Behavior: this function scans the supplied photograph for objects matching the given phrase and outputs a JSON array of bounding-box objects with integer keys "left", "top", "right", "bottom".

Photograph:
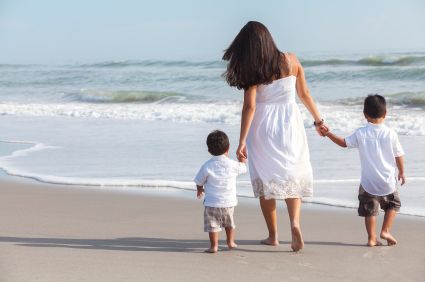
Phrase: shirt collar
[
  {"left": 211, "top": 154, "right": 228, "bottom": 160},
  {"left": 367, "top": 121, "right": 384, "bottom": 128}
]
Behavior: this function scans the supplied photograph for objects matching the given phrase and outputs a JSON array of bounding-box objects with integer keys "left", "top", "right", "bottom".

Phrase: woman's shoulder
[
  {"left": 279, "top": 52, "right": 299, "bottom": 77},
  {"left": 282, "top": 52, "right": 302, "bottom": 77},
  {"left": 284, "top": 52, "right": 300, "bottom": 65}
]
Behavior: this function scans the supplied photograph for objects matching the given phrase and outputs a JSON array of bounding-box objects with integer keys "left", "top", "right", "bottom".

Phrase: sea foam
[{"left": 0, "top": 102, "right": 424, "bottom": 136}]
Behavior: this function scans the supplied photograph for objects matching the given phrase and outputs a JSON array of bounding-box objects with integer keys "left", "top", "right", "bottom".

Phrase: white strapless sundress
[{"left": 246, "top": 75, "right": 313, "bottom": 200}]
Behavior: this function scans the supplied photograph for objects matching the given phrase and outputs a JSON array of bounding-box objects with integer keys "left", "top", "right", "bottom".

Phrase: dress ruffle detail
[{"left": 252, "top": 178, "right": 313, "bottom": 200}]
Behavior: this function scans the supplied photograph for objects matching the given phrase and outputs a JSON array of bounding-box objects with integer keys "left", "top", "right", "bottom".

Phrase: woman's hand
[
  {"left": 236, "top": 142, "right": 248, "bottom": 162},
  {"left": 315, "top": 123, "right": 329, "bottom": 137}
]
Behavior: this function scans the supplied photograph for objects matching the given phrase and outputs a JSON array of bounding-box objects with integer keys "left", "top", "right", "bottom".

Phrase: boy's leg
[
  {"left": 204, "top": 207, "right": 220, "bottom": 253},
  {"left": 206, "top": 232, "right": 219, "bottom": 253},
  {"left": 225, "top": 227, "right": 237, "bottom": 249},
  {"left": 365, "top": 216, "right": 382, "bottom": 247},
  {"left": 379, "top": 191, "right": 400, "bottom": 246},
  {"left": 358, "top": 186, "right": 382, "bottom": 247},
  {"left": 380, "top": 209, "right": 397, "bottom": 246}
]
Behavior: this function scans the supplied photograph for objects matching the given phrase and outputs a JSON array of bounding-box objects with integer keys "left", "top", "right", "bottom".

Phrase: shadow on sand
[{"left": 0, "top": 236, "right": 365, "bottom": 253}]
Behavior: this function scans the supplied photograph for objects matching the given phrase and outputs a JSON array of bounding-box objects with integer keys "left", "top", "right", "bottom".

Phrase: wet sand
[{"left": 0, "top": 179, "right": 424, "bottom": 281}]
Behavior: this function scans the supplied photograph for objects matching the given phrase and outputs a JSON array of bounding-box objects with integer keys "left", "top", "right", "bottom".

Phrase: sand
[{"left": 0, "top": 179, "right": 424, "bottom": 282}]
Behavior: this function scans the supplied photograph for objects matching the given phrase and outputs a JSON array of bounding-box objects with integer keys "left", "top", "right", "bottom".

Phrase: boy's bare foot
[
  {"left": 367, "top": 240, "right": 383, "bottom": 247},
  {"left": 204, "top": 247, "right": 218, "bottom": 253},
  {"left": 261, "top": 237, "right": 279, "bottom": 246},
  {"left": 380, "top": 232, "right": 397, "bottom": 246},
  {"left": 227, "top": 241, "right": 238, "bottom": 249},
  {"left": 291, "top": 226, "right": 304, "bottom": 252}
]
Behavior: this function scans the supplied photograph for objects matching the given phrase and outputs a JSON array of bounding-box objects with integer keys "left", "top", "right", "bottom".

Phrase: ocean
[{"left": 1, "top": 51, "right": 424, "bottom": 216}]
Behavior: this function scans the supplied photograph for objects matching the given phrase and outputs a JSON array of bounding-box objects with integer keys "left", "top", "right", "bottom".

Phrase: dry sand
[{"left": 0, "top": 179, "right": 424, "bottom": 282}]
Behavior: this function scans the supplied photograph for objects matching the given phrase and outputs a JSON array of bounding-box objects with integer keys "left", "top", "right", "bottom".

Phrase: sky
[{"left": 1, "top": 0, "right": 425, "bottom": 63}]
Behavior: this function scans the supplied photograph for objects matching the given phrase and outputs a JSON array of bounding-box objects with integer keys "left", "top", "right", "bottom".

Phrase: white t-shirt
[
  {"left": 194, "top": 155, "right": 247, "bottom": 208},
  {"left": 345, "top": 122, "right": 404, "bottom": 196}
]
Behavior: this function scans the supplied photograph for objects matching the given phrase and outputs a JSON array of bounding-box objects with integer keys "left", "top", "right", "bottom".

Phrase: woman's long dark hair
[{"left": 222, "top": 21, "right": 287, "bottom": 91}]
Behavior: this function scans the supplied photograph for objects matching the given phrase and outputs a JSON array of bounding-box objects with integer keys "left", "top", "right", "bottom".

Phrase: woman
[{"left": 223, "top": 21, "right": 326, "bottom": 251}]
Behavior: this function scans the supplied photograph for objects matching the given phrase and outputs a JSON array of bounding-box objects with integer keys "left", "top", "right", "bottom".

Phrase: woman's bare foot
[
  {"left": 367, "top": 240, "right": 383, "bottom": 247},
  {"left": 204, "top": 247, "right": 218, "bottom": 253},
  {"left": 380, "top": 231, "right": 397, "bottom": 246},
  {"left": 227, "top": 241, "right": 238, "bottom": 249},
  {"left": 261, "top": 237, "right": 279, "bottom": 246},
  {"left": 291, "top": 226, "right": 304, "bottom": 252}
]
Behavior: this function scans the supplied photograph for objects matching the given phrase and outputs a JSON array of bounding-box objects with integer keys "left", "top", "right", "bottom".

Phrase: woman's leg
[
  {"left": 259, "top": 197, "right": 279, "bottom": 245},
  {"left": 285, "top": 198, "right": 304, "bottom": 251}
]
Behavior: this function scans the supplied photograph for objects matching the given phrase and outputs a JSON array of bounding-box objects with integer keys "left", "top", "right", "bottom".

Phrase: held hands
[
  {"left": 314, "top": 119, "right": 329, "bottom": 137},
  {"left": 236, "top": 143, "right": 248, "bottom": 163},
  {"left": 318, "top": 124, "right": 330, "bottom": 137}
]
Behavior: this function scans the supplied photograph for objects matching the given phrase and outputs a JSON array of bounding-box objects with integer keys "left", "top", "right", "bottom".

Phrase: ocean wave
[
  {"left": 65, "top": 89, "right": 186, "bottom": 103},
  {"left": 78, "top": 60, "right": 225, "bottom": 69},
  {"left": 0, "top": 101, "right": 424, "bottom": 136},
  {"left": 307, "top": 68, "right": 425, "bottom": 82},
  {"left": 77, "top": 55, "right": 425, "bottom": 69},
  {"left": 3, "top": 55, "right": 425, "bottom": 70},
  {"left": 302, "top": 55, "right": 425, "bottom": 67},
  {"left": 337, "top": 91, "right": 425, "bottom": 108}
]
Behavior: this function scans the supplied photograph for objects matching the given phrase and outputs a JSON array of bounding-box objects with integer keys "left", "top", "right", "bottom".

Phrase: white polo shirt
[
  {"left": 345, "top": 122, "right": 404, "bottom": 196},
  {"left": 194, "top": 155, "right": 247, "bottom": 208}
]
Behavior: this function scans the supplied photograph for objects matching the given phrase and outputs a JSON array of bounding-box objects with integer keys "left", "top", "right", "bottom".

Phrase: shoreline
[
  {"left": 1, "top": 159, "right": 425, "bottom": 219},
  {"left": 1, "top": 167, "right": 424, "bottom": 218},
  {"left": 1, "top": 178, "right": 425, "bottom": 281},
  {"left": 0, "top": 135, "right": 425, "bottom": 217}
]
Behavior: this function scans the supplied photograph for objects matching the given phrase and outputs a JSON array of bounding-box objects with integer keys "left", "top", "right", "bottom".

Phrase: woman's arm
[
  {"left": 236, "top": 86, "right": 257, "bottom": 161},
  {"left": 292, "top": 53, "right": 326, "bottom": 135}
]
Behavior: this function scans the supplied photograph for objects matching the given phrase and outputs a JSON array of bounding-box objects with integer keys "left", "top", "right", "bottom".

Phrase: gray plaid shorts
[{"left": 204, "top": 206, "right": 235, "bottom": 232}]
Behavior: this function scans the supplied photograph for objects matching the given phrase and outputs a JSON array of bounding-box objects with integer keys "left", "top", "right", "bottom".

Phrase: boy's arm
[
  {"left": 324, "top": 131, "right": 347, "bottom": 148},
  {"left": 194, "top": 165, "right": 207, "bottom": 199},
  {"left": 238, "top": 161, "right": 248, "bottom": 174},
  {"left": 196, "top": 185, "right": 205, "bottom": 198},
  {"left": 395, "top": 156, "right": 406, "bottom": 185}
]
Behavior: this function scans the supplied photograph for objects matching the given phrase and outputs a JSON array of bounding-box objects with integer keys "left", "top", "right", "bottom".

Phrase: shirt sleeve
[
  {"left": 229, "top": 160, "right": 247, "bottom": 175},
  {"left": 391, "top": 131, "right": 405, "bottom": 157},
  {"left": 237, "top": 162, "right": 247, "bottom": 175},
  {"left": 344, "top": 131, "right": 359, "bottom": 149},
  {"left": 194, "top": 165, "right": 208, "bottom": 186}
]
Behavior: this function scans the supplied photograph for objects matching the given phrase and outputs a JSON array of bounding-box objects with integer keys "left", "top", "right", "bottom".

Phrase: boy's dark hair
[
  {"left": 206, "top": 130, "right": 230, "bottom": 156},
  {"left": 363, "top": 94, "right": 386, "bottom": 119}
]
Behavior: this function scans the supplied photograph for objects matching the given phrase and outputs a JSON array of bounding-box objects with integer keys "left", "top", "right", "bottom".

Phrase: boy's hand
[
  {"left": 398, "top": 174, "right": 406, "bottom": 186},
  {"left": 197, "top": 187, "right": 205, "bottom": 199}
]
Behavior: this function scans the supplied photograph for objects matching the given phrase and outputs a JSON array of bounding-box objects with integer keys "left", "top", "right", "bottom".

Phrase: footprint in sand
[
  {"left": 362, "top": 251, "right": 374, "bottom": 258},
  {"left": 298, "top": 262, "right": 314, "bottom": 268}
]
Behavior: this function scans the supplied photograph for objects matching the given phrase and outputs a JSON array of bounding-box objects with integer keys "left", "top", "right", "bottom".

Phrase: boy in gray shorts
[
  {"left": 194, "top": 130, "right": 247, "bottom": 253},
  {"left": 321, "top": 95, "right": 405, "bottom": 246}
]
